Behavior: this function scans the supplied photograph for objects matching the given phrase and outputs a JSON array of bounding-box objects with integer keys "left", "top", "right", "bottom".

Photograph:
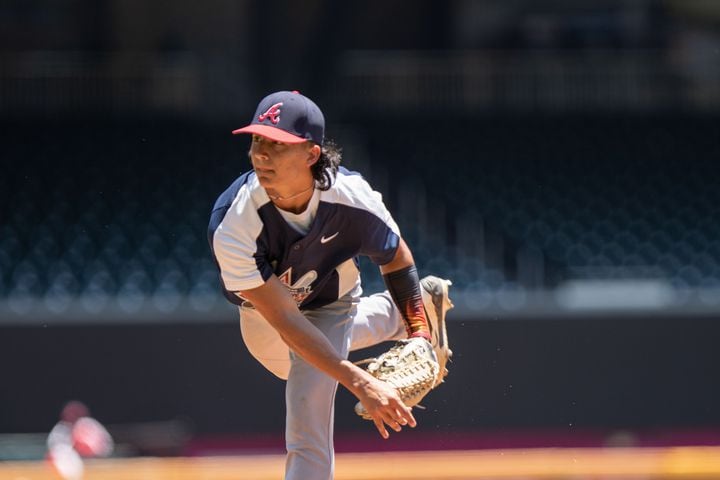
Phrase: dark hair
[{"left": 312, "top": 139, "right": 342, "bottom": 190}]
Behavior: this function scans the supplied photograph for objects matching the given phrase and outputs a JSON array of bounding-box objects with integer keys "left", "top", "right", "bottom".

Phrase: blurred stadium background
[{"left": 2, "top": 0, "right": 720, "bottom": 478}]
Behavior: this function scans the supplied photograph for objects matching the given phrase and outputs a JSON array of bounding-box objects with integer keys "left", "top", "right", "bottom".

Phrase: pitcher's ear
[{"left": 307, "top": 143, "right": 321, "bottom": 167}]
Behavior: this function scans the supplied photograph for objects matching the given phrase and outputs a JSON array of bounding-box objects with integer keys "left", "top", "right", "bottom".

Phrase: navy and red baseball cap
[{"left": 233, "top": 90, "right": 325, "bottom": 145}]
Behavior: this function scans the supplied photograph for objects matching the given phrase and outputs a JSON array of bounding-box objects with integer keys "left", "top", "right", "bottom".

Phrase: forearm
[
  {"left": 239, "top": 274, "right": 416, "bottom": 438},
  {"left": 273, "top": 309, "right": 368, "bottom": 388},
  {"left": 241, "top": 276, "right": 370, "bottom": 393},
  {"left": 379, "top": 238, "right": 430, "bottom": 339}
]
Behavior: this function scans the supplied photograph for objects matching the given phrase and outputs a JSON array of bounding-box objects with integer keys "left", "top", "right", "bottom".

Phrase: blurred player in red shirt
[{"left": 46, "top": 401, "right": 114, "bottom": 480}]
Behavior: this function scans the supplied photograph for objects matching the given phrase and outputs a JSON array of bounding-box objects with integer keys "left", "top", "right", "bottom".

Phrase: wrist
[
  {"left": 410, "top": 330, "right": 431, "bottom": 341},
  {"left": 340, "top": 359, "right": 371, "bottom": 394}
]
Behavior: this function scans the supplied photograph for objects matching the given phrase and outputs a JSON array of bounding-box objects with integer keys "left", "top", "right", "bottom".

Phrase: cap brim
[{"left": 232, "top": 125, "right": 308, "bottom": 144}]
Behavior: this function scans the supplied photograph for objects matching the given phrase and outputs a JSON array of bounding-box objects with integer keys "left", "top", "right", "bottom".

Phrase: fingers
[
  {"left": 380, "top": 411, "right": 403, "bottom": 433},
  {"left": 357, "top": 378, "right": 418, "bottom": 438},
  {"left": 397, "top": 402, "right": 417, "bottom": 428},
  {"left": 372, "top": 405, "right": 417, "bottom": 439},
  {"left": 386, "top": 398, "right": 415, "bottom": 428},
  {"left": 373, "top": 417, "right": 389, "bottom": 439}
]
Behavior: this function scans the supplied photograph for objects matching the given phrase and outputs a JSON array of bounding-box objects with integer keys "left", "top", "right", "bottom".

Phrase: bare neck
[{"left": 269, "top": 187, "right": 315, "bottom": 214}]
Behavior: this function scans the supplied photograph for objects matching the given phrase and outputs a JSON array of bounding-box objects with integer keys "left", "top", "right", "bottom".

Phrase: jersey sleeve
[
  {"left": 211, "top": 187, "right": 267, "bottom": 293},
  {"left": 337, "top": 172, "right": 401, "bottom": 265}
]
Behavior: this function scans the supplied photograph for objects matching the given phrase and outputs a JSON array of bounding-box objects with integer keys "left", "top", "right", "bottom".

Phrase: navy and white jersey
[{"left": 208, "top": 167, "right": 401, "bottom": 310}]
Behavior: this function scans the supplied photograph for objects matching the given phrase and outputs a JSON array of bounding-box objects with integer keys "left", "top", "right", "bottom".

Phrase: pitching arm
[{"left": 238, "top": 275, "right": 416, "bottom": 438}]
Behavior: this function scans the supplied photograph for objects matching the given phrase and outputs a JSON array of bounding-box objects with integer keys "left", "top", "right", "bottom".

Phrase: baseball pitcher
[{"left": 208, "top": 90, "right": 453, "bottom": 480}]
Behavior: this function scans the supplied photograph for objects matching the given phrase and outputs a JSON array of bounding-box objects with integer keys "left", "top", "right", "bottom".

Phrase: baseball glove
[{"left": 354, "top": 337, "right": 440, "bottom": 420}]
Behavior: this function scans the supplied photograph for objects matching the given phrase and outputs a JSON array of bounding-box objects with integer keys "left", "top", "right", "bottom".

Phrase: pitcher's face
[{"left": 249, "top": 134, "right": 319, "bottom": 190}]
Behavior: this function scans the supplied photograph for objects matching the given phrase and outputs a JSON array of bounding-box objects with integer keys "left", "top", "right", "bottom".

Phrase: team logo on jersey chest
[{"left": 278, "top": 267, "right": 317, "bottom": 305}]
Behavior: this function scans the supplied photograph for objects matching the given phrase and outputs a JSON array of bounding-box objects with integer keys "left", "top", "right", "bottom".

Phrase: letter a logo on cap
[{"left": 258, "top": 102, "right": 283, "bottom": 125}]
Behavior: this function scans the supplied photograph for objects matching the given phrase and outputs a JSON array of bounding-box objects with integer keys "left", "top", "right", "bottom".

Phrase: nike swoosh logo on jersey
[{"left": 320, "top": 232, "right": 339, "bottom": 244}]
